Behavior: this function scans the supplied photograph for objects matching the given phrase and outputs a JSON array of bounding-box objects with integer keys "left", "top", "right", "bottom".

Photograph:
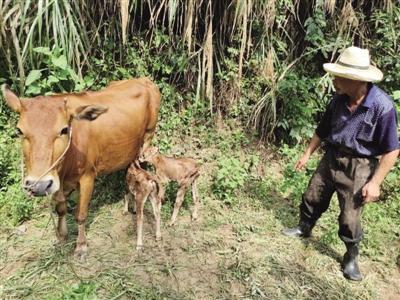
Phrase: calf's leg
[
  {"left": 135, "top": 190, "right": 150, "bottom": 251},
  {"left": 149, "top": 186, "right": 162, "bottom": 241},
  {"left": 191, "top": 178, "right": 200, "bottom": 221},
  {"left": 123, "top": 187, "right": 134, "bottom": 214},
  {"left": 169, "top": 184, "right": 189, "bottom": 226}
]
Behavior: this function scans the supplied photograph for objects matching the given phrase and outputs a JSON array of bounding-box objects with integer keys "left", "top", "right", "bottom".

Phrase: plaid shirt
[{"left": 316, "top": 84, "right": 400, "bottom": 157}]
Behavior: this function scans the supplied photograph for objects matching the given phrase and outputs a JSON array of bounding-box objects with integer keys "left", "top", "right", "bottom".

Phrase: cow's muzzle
[{"left": 24, "top": 178, "right": 54, "bottom": 196}]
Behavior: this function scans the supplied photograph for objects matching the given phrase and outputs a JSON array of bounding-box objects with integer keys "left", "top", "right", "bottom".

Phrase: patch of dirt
[{"left": 0, "top": 215, "right": 54, "bottom": 280}]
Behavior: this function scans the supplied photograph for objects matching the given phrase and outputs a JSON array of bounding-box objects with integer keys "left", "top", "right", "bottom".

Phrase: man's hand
[
  {"left": 361, "top": 181, "right": 380, "bottom": 203},
  {"left": 294, "top": 134, "right": 321, "bottom": 172},
  {"left": 294, "top": 153, "right": 310, "bottom": 172}
]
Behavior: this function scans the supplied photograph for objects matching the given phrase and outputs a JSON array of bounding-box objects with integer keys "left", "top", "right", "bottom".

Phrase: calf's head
[
  {"left": 139, "top": 146, "right": 159, "bottom": 163},
  {"left": 2, "top": 85, "right": 107, "bottom": 196}
]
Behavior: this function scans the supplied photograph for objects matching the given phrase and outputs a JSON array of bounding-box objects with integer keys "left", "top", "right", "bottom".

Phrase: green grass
[{"left": 1, "top": 118, "right": 400, "bottom": 299}]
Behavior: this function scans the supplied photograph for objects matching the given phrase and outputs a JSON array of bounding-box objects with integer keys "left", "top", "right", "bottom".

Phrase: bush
[
  {"left": 0, "top": 123, "right": 36, "bottom": 226},
  {"left": 24, "top": 47, "right": 86, "bottom": 96},
  {"left": 276, "top": 72, "right": 325, "bottom": 144},
  {"left": 212, "top": 156, "right": 249, "bottom": 205}
]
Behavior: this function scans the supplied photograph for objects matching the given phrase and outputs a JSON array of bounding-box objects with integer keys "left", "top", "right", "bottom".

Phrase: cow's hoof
[
  {"left": 56, "top": 233, "right": 68, "bottom": 243},
  {"left": 54, "top": 237, "right": 68, "bottom": 247}
]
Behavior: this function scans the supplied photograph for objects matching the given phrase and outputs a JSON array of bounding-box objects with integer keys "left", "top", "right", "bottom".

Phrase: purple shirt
[{"left": 316, "top": 84, "right": 400, "bottom": 157}]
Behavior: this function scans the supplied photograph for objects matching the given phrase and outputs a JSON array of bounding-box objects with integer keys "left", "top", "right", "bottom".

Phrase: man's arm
[
  {"left": 295, "top": 133, "right": 321, "bottom": 171},
  {"left": 295, "top": 97, "right": 334, "bottom": 172},
  {"left": 362, "top": 149, "right": 399, "bottom": 203}
]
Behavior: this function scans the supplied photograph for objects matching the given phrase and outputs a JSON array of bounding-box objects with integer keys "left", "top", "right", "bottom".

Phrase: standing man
[{"left": 282, "top": 46, "right": 399, "bottom": 281}]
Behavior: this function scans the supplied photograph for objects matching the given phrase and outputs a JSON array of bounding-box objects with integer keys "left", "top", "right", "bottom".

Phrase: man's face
[{"left": 332, "top": 76, "right": 354, "bottom": 95}]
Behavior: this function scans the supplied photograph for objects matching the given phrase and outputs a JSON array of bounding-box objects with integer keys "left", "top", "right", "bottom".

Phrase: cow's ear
[
  {"left": 1, "top": 84, "right": 21, "bottom": 113},
  {"left": 74, "top": 105, "right": 108, "bottom": 121}
]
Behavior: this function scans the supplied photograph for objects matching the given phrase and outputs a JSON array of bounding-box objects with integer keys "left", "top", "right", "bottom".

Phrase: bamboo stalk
[
  {"left": 203, "top": 0, "right": 213, "bottom": 112},
  {"left": 120, "top": 0, "right": 129, "bottom": 45},
  {"left": 238, "top": 0, "right": 249, "bottom": 81},
  {"left": 11, "top": 14, "right": 24, "bottom": 94},
  {"left": 183, "top": 0, "right": 194, "bottom": 52}
]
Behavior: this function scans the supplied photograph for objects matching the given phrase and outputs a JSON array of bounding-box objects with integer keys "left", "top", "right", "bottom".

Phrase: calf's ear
[
  {"left": 74, "top": 105, "right": 108, "bottom": 121},
  {"left": 1, "top": 84, "right": 21, "bottom": 113}
]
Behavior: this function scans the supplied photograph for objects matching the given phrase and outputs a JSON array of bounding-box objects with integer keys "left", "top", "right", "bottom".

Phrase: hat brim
[{"left": 323, "top": 63, "right": 383, "bottom": 82}]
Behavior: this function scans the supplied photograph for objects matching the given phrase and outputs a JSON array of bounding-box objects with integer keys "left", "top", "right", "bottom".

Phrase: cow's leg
[
  {"left": 191, "top": 178, "right": 200, "bottom": 221},
  {"left": 149, "top": 186, "right": 162, "bottom": 241},
  {"left": 169, "top": 184, "right": 189, "bottom": 226},
  {"left": 74, "top": 173, "right": 94, "bottom": 262},
  {"left": 135, "top": 190, "right": 149, "bottom": 251},
  {"left": 54, "top": 190, "right": 68, "bottom": 243}
]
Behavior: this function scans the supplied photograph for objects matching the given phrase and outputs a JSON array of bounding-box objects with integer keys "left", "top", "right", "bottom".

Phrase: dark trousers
[{"left": 300, "top": 148, "right": 378, "bottom": 243}]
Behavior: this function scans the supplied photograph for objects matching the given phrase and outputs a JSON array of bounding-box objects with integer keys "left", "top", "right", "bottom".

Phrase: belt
[{"left": 327, "top": 144, "right": 374, "bottom": 159}]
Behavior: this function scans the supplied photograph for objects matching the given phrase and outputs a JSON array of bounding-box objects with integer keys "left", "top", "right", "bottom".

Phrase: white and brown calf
[
  {"left": 140, "top": 147, "right": 200, "bottom": 226},
  {"left": 125, "top": 161, "right": 162, "bottom": 250}
]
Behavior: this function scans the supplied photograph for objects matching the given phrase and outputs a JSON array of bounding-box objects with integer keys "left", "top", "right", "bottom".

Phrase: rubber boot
[
  {"left": 342, "top": 242, "right": 362, "bottom": 281},
  {"left": 282, "top": 220, "right": 313, "bottom": 238}
]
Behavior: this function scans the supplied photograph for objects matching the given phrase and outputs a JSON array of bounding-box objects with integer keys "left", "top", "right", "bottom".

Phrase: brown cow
[{"left": 2, "top": 78, "right": 160, "bottom": 261}]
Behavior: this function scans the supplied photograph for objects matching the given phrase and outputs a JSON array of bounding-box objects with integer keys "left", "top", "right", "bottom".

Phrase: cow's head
[{"left": 2, "top": 85, "right": 108, "bottom": 196}]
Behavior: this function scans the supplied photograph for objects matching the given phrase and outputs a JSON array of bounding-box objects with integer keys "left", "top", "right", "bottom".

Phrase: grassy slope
[{"left": 1, "top": 121, "right": 400, "bottom": 300}]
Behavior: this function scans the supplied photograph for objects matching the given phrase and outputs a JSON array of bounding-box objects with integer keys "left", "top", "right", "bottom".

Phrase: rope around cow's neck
[{"left": 22, "top": 126, "right": 73, "bottom": 191}]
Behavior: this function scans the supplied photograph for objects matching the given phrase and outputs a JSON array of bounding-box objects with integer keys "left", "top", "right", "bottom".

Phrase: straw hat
[{"left": 323, "top": 46, "right": 383, "bottom": 82}]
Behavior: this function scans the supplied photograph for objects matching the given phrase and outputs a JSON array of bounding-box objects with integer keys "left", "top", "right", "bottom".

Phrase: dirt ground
[{"left": 1, "top": 147, "right": 400, "bottom": 299}]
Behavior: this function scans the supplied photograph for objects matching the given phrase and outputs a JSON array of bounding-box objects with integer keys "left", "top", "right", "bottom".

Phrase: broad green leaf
[
  {"left": 84, "top": 75, "right": 94, "bottom": 88},
  {"left": 393, "top": 90, "right": 400, "bottom": 100},
  {"left": 33, "top": 47, "right": 51, "bottom": 55},
  {"left": 25, "top": 70, "right": 42, "bottom": 86},
  {"left": 25, "top": 85, "right": 41, "bottom": 95},
  {"left": 47, "top": 75, "right": 60, "bottom": 85},
  {"left": 67, "top": 68, "right": 80, "bottom": 82},
  {"left": 74, "top": 81, "right": 85, "bottom": 92},
  {"left": 51, "top": 55, "right": 68, "bottom": 70}
]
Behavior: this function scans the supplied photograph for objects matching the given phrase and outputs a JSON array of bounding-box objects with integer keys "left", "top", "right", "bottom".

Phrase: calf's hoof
[
  {"left": 136, "top": 244, "right": 144, "bottom": 251},
  {"left": 74, "top": 245, "right": 88, "bottom": 263}
]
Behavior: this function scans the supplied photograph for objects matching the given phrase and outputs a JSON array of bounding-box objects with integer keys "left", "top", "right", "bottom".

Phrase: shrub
[{"left": 212, "top": 156, "right": 249, "bottom": 205}]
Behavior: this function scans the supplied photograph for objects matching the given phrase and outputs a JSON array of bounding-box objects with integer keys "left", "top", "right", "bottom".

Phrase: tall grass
[{"left": 0, "top": 0, "right": 398, "bottom": 139}]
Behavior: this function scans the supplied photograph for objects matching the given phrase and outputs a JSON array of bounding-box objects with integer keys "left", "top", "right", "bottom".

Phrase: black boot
[
  {"left": 282, "top": 220, "right": 313, "bottom": 238},
  {"left": 342, "top": 242, "right": 362, "bottom": 281}
]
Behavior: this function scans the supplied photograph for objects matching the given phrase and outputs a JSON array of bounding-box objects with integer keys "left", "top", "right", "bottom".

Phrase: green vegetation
[{"left": 1, "top": 0, "right": 400, "bottom": 299}]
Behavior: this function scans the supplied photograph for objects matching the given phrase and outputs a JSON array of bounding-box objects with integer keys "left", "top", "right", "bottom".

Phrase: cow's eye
[{"left": 60, "top": 127, "right": 69, "bottom": 136}]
